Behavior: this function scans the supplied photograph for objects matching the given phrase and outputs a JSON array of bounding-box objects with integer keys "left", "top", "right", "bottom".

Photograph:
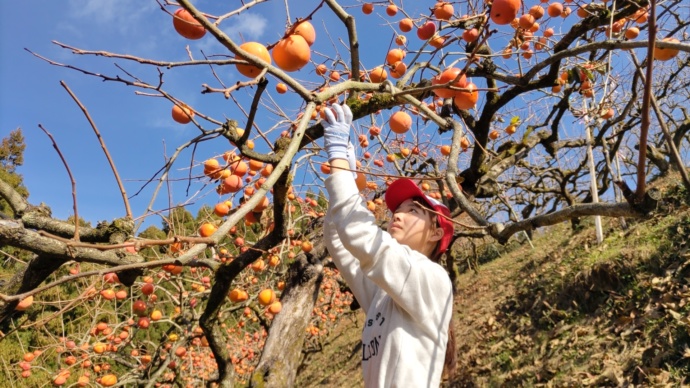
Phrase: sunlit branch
[{"left": 60, "top": 81, "right": 133, "bottom": 220}]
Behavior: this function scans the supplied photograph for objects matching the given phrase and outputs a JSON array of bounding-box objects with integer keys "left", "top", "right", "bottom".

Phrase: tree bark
[{"left": 250, "top": 219, "right": 327, "bottom": 387}]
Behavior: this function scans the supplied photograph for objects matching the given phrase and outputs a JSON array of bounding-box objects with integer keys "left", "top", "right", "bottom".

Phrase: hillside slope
[{"left": 296, "top": 175, "right": 690, "bottom": 387}]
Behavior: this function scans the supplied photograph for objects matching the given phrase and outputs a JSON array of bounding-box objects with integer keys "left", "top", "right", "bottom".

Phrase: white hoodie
[{"left": 324, "top": 171, "right": 453, "bottom": 388}]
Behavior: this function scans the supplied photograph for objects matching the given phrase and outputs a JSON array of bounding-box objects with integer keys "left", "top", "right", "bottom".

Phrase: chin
[{"left": 389, "top": 229, "right": 403, "bottom": 242}]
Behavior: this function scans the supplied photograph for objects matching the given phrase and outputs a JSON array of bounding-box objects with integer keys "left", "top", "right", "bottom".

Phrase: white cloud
[
  {"left": 222, "top": 12, "right": 268, "bottom": 42},
  {"left": 194, "top": 11, "right": 269, "bottom": 58},
  {"left": 67, "top": 0, "right": 158, "bottom": 35}
]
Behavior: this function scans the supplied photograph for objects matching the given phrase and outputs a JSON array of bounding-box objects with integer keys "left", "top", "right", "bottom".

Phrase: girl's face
[{"left": 388, "top": 198, "right": 443, "bottom": 256}]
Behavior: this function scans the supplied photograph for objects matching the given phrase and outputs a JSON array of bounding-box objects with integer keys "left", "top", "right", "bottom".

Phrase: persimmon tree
[{"left": 1, "top": 0, "right": 689, "bottom": 387}]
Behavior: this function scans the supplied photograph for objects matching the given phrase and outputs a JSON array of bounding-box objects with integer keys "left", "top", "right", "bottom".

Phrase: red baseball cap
[{"left": 384, "top": 178, "right": 454, "bottom": 255}]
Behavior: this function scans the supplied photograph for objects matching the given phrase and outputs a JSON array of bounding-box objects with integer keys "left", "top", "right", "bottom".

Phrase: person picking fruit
[{"left": 322, "top": 103, "right": 457, "bottom": 386}]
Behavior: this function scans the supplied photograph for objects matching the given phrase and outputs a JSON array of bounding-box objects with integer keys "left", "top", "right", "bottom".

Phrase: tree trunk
[{"left": 249, "top": 220, "right": 327, "bottom": 387}]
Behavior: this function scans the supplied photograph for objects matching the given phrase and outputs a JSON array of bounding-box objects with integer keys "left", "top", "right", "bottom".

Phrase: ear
[{"left": 429, "top": 226, "right": 444, "bottom": 243}]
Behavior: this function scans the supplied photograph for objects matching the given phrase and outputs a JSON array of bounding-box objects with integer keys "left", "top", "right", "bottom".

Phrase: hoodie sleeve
[
  {"left": 323, "top": 213, "right": 377, "bottom": 313},
  {"left": 324, "top": 171, "right": 452, "bottom": 325}
]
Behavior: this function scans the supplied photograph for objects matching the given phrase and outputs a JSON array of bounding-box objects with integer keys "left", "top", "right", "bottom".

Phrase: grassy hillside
[{"left": 296, "top": 174, "right": 690, "bottom": 387}]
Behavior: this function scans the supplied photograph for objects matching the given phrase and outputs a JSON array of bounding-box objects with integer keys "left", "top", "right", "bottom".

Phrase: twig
[
  {"left": 0, "top": 256, "right": 215, "bottom": 304},
  {"left": 201, "top": 67, "right": 268, "bottom": 98},
  {"left": 60, "top": 81, "right": 132, "bottom": 219},
  {"left": 628, "top": 51, "right": 690, "bottom": 195},
  {"left": 177, "top": 0, "right": 313, "bottom": 100},
  {"left": 37, "top": 124, "right": 80, "bottom": 241},
  {"left": 635, "top": 0, "right": 657, "bottom": 201},
  {"left": 324, "top": 0, "right": 360, "bottom": 101}
]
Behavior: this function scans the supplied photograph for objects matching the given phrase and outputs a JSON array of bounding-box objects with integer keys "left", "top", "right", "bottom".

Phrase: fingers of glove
[
  {"left": 332, "top": 104, "right": 346, "bottom": 124},
  {"left": 342, "top": 104, "right": 353, "bottom": 124},
  {"left": 323, "top": 106, "right": 337, "bottom": 125}
]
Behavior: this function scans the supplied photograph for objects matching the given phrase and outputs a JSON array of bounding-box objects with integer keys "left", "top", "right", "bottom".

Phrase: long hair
[
  {"left": 432, "top": 249, "right": 457, "bottom": 381},
  {"left": 444, "top": 321, "right": 457, "bottom": 380},
  {"left": 412, "top": 197, "right": 457, "bottom": 381}
]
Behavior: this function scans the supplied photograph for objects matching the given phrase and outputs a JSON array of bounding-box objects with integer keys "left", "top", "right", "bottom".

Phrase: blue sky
[
  {"left": 1, "top": 1, "right": 420, "bottom": 232},
  {"left": 1, "top": 1, "right": 616, "bottom": 232}
]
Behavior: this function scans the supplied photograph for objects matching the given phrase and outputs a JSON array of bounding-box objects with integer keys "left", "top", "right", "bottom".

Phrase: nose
[{"left": 393, "top": 212, "right": 402, "bottom": 222}]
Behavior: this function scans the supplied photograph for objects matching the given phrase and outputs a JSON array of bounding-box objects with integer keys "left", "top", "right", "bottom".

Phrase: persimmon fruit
[
  {"left": 386, "top": 48, "right": 405, "bottom": 65},
  {"left": 268, "top": 301, "right": 282, "bottom": 314},
  {"left": 369, "top": 67, "right": 388, "bottom": 83},
  {"left": 199, "top": 223, "right": 217, "bottom": 237},
  {"left": 547, "top": 2, "right": 563, "bottom": 17},
  {"left": 100, "top": 289, "right": 116, "bottom": 300},
  {"left": 173, "top": 8, "right": 206, "bottom": 40},
  {"left": 229, "top": 289, "right": 249, "bottom": 303},
  {"left": 433, "top": 2, "right": 454, "bottom": 20},
  {"left": 162, "top": 264, "right": 183, "bottom": 275},
  {"left": 519, "top": 14, "right": 536, "bottom": 30},
  {"left": 258, "top": 289, "right": 276, "bottom": 306},
  {"left": 235, "top": 42, "right": 271, "bottom": 78},
  {"left": 453, "top": 82, "right": 478, "bottom": 110},
  {"left": 293, "top": 20, "right": 316, "bottom": 46},
  {"left": 133, "top": 300, "right": 147, "bottom": 315},
  {"left": 432, "top": 67, "right": 467, "bottom": 98},
  {"left": 218, "top": 175, "right": 243, "bottom": 194},
  {"left": 315, "top": 64, "right": 328, "bottom": 76},
  {"left": 386, "top": 4, "right": 398, "bottom": 16},
  {"left": 16, "top": 295, "right": 33, "bottom": 311},
  {"left": 272, "top": 35, "right": 311, "bottom": 72},
  {"left": 462, "top": 28, "right": 479, "bottom": 42},
  {"left": 172, "top": 104, "right": 194, "bottom": 124},
  {"left": 417, "top": 21, "right": 437, "bottom": 40},
  {"left": 601, "top": 108, "right": 614, "bottom": 120},
  {"left": 654, "top": 37, "right": 680, "bottom": 61},
  {"left": 529, "top": 5, "right": 545, "bottom": 19},
  {"left": 301, "top": 241, "right": 313, "bottom": 253},
  {"left": 491, "top": 0, "right": 521, "bottom": 25},
  {"left": 214, "top": 201, "right": 231, "bottom": 217},
  {"left": 399, "top": 18, "right": 414, "bottom": 33},
  {"left": 429, "top": 35, "right": 446, "bottom": 48},
  {"left": 100, "top": 374, "right": 117, "bottom": 387},
  {"left": 389, "top": 111, "right": 412, "bottom": 134},
  {"left": 391, "top": 61, "right": 407, "bottom": 78},
  {"left": 150, "top": 310, "right": 163, "bottom": 321},
  {"left": 625, "top": 27, "right": 639, "bottom": 40},
  {"left": 356, "top": 172, "right": 367, "bottom": 192},
  {"left": 141, "top": 283, "right": 155, "bottom": 295},
  {"left": 230, "top": 159, "right": 248, "bottom": 176}
]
